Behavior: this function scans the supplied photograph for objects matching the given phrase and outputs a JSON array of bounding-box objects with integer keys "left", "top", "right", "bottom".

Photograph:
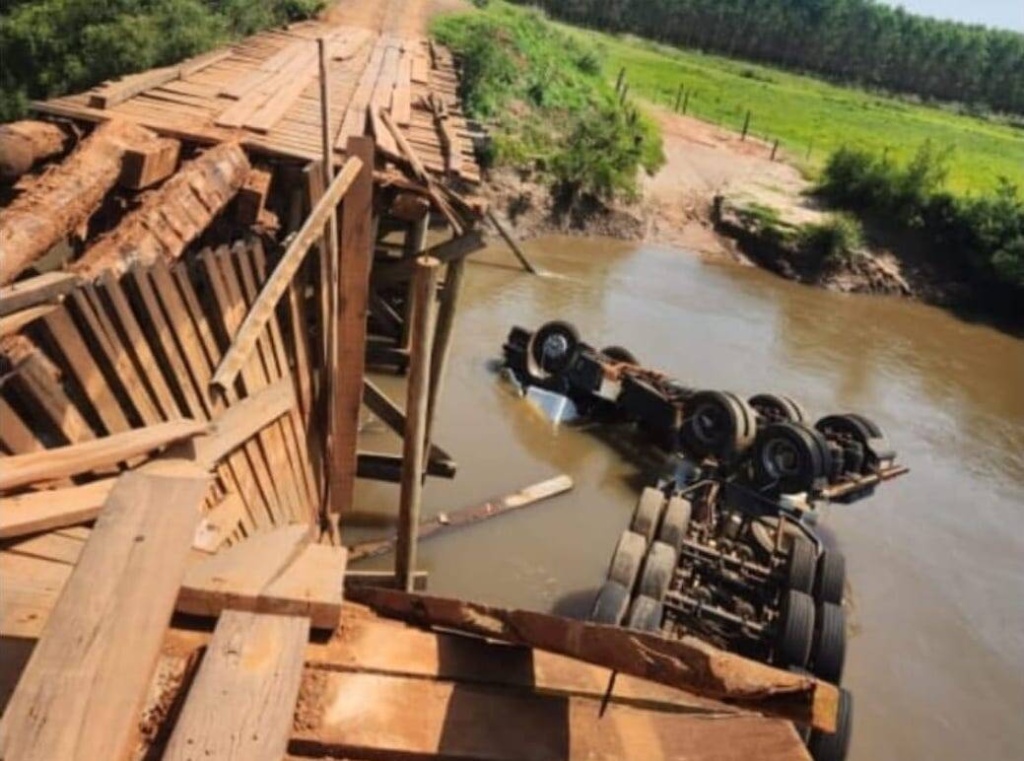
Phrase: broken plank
[
  {"left": 0, "top": 304, "right": 55, "bottom": 338},
  {"left": 0, "top": 460, "right": 211, "bottom": 761},
  {"left": 0, "top": 272, "right": 80, "bottom": 317},
  {"left": 163, "top": 611, "right": 309, "bottom": 761},
  {"left": 210, "top": 155, "right": 363, "bottom": 392},
  {"left": 193, "top": 377, "right": 296, "bottom": 469},
  {"left": 0, "top": 418, "right": 207, "bottom": 491},
  {"left": 0, "top": 477, "right": 116, "bottom": 539},
  {"left": 346, "top": 587, "right": 840, "bottom": 732}
]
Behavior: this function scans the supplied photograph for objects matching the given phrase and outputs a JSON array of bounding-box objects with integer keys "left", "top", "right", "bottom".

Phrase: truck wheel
[
  {"left": 631, "top": 487, "right": 666, "bottom": 544},
  {"left": 526, "top": 320, "right": 580, "bottom": 381},
  {"left": 815, "top": 414, "right": 894, "bottom": 474},
  {"left": 749, "top": 393, "right": 807, "bottom": 424},
  {"left": 626, "top": 595, "right": 664, "bottom": 632},
  {"left": 601, "top": 345, "right": 638, "bottom": 365},
  {"left": 638, "top": 541, "right": 678, "bottom": 602},
  {"left": 816, "top": 549, "right": 846, "bottom": 605},
  {"left": 658, "top": 495, "right": 692, "bottom": 553},
  {"left": 808, "top": 688, "right": 853, "bottom": 761},
  {"left": 775, "top": 590, "right": 815, "bottom": 668},
  {"left": 811, "top": 602, "right": 846, "bottom": 684},
  {"left": 591, "top": 580, "right": 630, "bottom": 625},
  {"left": 752, "top": 422, "right": 831, "bottom": 493},
  {"left": 787, "top": 537, "right": 818, "bottom": 595},
  {"left": 679, "top": 390, "right": 756, "bottom": 460},
  {"left": 607, "top": 530, "right": 647, "bottom": 590}
]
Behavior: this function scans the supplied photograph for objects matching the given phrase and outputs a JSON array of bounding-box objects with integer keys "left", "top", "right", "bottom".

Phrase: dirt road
[{"left": 323, "top": 0, "right": 467, "bottom": 36}]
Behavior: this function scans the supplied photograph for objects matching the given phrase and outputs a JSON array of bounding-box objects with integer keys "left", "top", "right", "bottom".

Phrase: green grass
[{"left": 556, "top": 26, "right": 1024, "bottom": 195}]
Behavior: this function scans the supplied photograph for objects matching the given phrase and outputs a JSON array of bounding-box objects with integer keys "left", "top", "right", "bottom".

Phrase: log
[
  {"left": 71, "top": 142, "right": 251, "bottom": 280},
  {"left": 348, "top": 474, "right": 573, "bottom": 561},
  {"left": 0, "top": 120, "right": 160, "bottom": 285},
  {"left": 0, "top": 120, "right": 70, "bottom": 181},
  {"left": 163, "top": 611, "right": 309, "bottom": 761},
  {"left": 346, "top": 587, "right": 841, "bottom": 732},
  {"left": 0, "top": 460, "right": 211, "bottom": 761},
  {"left": 0, "top": 418, "right": 208, "bottom": 491}
]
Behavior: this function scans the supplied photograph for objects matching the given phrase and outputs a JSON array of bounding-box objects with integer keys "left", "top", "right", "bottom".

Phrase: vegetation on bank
[
  {"left": 815, "top": 145, "right": 1024, "bottom": 298},
  {"left": 514, "top": 0, "right": 1024, "bottom": 117},
  {"left": 556, "top": 24, "right": 1024, "bottom": 194},
  {"left": 431, "top": 3, "right": 664, "bottom": 203},
  {"left": 0, "top": 0, "right": 326, "bottom": 121}
]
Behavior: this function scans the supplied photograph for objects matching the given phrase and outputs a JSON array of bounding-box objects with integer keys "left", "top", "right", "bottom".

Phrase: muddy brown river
[{"left": 352, "top": 236, "right": 1024, "bottom": 761}]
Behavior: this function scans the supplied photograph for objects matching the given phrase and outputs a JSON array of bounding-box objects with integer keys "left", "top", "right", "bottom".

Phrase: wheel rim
[
  {"left": 761, "top": 437, "right": 803, "bottom": 481},
  {"left": 690, "top": 402, "right": 730, "bottom": 447}
]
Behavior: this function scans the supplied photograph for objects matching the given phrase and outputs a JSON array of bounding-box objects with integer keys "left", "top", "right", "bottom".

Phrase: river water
[{"left": 352, "top": 236, "right": 1024, "bottom": 761}]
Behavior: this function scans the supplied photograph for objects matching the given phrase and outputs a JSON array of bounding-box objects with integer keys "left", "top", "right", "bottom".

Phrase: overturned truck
[{"left": 503, "top": 320, "right": 909, "bottom": 761}]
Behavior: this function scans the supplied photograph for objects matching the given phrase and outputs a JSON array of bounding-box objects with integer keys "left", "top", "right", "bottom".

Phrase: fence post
[
  {"left": 674, "top": 83, "right": 684, "bottom": 112},
  {"left": 615, "top": 66, "right": 626, "bottom": 94},
  {"left": 741, "top": 110, "right": 751, "bottom": 140},
  {"left": 682, "top": 90, "right": 690, "bottom": 114},
  {"left": 770, "top": 138, "right": 779, "bottom": 161}
]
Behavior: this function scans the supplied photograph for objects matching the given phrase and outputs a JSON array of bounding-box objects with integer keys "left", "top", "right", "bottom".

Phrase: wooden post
[
  {"left": 674, "top": 83, "right": 684, "bottom": 112},
  {"left": 771, "top": 138, "right": 779, "bottom": 161},
  {"left": 395, "top": 257, "right": 440, "bottom": 592},
  {"left": 614, "top": 66, "right": 626, "bottom": 94},
  {"left": 327, "top": 136, "right": 375, "bottom": 528},
  {"left": 424, "top": 257, "right": 465, "bottom": 457},
  {"left": 487, "top": 210, "right": 539, "bottom": 275},
  {"left": 399, "top": 215, "right": 429, "bottom": 355},
  {"left": 741, "top": 110, "right": 751, "bottom": 141},
  {"left": 682, "top": 89, "right": 690, "bottom": 114}
]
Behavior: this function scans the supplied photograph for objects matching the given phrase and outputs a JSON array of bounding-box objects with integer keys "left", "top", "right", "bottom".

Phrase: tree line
[
  {"left": 0, "top": 0, "right": 325, "bottom": 121},
  {"left": 512, "top": 0, "right": 1024, "bottom": 116}
]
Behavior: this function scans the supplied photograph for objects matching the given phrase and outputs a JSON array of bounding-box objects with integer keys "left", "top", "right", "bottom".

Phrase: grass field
[{"left": 554, "top": 23, "right": 1024, "bottom": 195}]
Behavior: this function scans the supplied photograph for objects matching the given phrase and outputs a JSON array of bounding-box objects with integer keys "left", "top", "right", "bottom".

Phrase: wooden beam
[
  {"left": 425, "top": 256, "right": 466, "bottom": 456},
  {"left": 235, "top": 167, "right": 273, "bottom": 225},
  {"left": 0, "top": 460, "right": 211, "bottom": 761},
  {"left": 395, "top": 256, "right": 439, "bottom": 591},
  {"left": 0, "top": 478, "right": 116, "bottom": 539},
  {"left": 260, "top": 543, "right": 347, "bottom": 629},
  {"left": 210, "top": 155, "right": 363, "bottom": 393},
  {"left": 0, "top": 419, "right": 208, "bottom": 491},
  {"left": 355, "top": 451, "right": 456, "bottom": 483},
  {"left": 348, "top": 474, "right": 572, "bottom": 562},
  {"left": 347, "top": 588, "right": 840, "bottom": 732},
  {"left": 328, "top": 136, "right": 374, "bottom": 518},
  {"left": 0, "top": 272, "right": 79, "bottom": 317},
  {"left": 119, "top": 136, "right": 180, "bottom": 189},
  {"left": 163, "top": 611, "right": 309, "bottom": 761},
  {"left": 87, "top": 66, "right": 179, "bottom": 109},
  {"left": 372, "top": 230, "right": 485, "bottom": 284},
  {"left": 361, "top": 377, "right": 453, "bottom": 463}
]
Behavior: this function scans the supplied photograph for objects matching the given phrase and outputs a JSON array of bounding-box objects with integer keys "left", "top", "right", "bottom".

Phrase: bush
[
  {"left": 798, "top": 215, "right": 864, "bottom": 267},
  {"left": 432, "top": 2, "right": 664, "bottom": 202}
]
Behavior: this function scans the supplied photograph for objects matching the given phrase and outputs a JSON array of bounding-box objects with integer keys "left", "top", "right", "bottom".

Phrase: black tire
[
  {"left": 808, "top": 688, "right": 853, "bottom": 761},
  {"left": 816, "top": 549, "right": 846, "bottom": 605},
  {"left": 811, "top": 602, "right": 846, "bottom": 684},
  {"left": 607, "top": 530, "right": 647, "bottom": 590},
  {"left": 626, "top": 595, "right": 664, "bottom": 632},
  {"left": 749, "top": 393, "right": 807, "bottom": 424},
  {"left": 775, "top": 589, "right": 816, "bottom": 669},
  {"left": 601, "top": 345, "right": 638, "bottom": 365},
  {"left": 787, "top": 536, "right": 818, "bottom": 595},
  {"left": 815, "top": 413, "right": 893, "bottom": 474},
  {"left": 637, "top": 541, "right": 678, "bottom": 602},
  {"left": 591, "top": 580, "right": 630, "bottom": 625},
  {"left": 630, "top": 487, "right": 666, "bottom": 544},
  {"left": 844, "top": 412, "right": 882, "bottom": 437},
  {"left": 526, "top": 320, "right": 580, "bottom": 380},
  {"left": 680, "top": 390, "right": 756, "bottom": 460},
  {"left": 658, "top": 495, "right": 692, "bottom": 553},
  {"left": 752, "top": 422, "right": 831, "bottom": 494}
]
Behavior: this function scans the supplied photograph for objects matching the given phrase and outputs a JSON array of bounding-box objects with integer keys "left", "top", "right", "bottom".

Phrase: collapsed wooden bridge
[{"left": 1, "top": 15, "right": 824, "bottom": 761}]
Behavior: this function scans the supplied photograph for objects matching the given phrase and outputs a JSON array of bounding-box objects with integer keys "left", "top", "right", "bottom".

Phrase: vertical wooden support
[
  {"left": 741, "top": 110, "right": 752, "bottom": 140},
  {"left": 771, "top": 138, "right": 780, "bottom": 161},
  {"left": 395, "top": 256, "right": 439, "bottom": 591},
  {"left": 674, "top": 83, "right": 684, "bottom": 112},
  {"left": 424, "top": 257, "right": 465, "bottom": 460},
  {"left": 327, "top": 136, "right": 374, "bottom": 527},
  {"left": 399, "top": 214, "right": 429, "bottom": 353},
  {"left": 682, "top": 90, "right": 690, "bottom": 114}
]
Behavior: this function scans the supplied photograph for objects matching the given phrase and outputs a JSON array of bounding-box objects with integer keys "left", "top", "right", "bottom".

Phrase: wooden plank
[
  {"left": 193, "top": 377, "right": 295, "bottom": 468},
  {"left": 210, "top": 155, "right": 363, "bottom": 392},
  {"left": 292, "top": 671, "right": 811, "bottom": 761},
  {"left": 411, "top": 54, "right": 430, "bottom": 84},
  {"left": 260, "top": 543, "right": 347, "bottom": 629},
  {"left": 0, "top": 272, "right": 79, "bottom": 317},
  {"left": 0, "top": 397, "right": 44, "bottom": 454},
  {"left": 245, "top": 63, "right": 319, "bottom": 134},
  {"left": 0, "top": 477, "right": 116, "bottom": 539},
  {"left": 221, "top": 41, "right": 308, "bottom": 100},
  {"left": 4, "top": 530, "right": 88, "bottom": 565},
  {"left": 0, "top": 552, "right": 72, "bottom": 638},
  {"left": 176, "top": 524, "right": 311, "bottom": 617},
  {"left": 163, "top": 611, "right": 309, "bottom": 761},
  {"left": 393, "top": 52, "right": 412, "bottom": 126},
  {"left": 328, "top": 136, "right": 374, "bottom": 518},
  {"left": 88, "top": 66, "right": 179, "bottom": 109},
  {"left": 355, "top": 451, "right": 455, "bottom": 482},
  {"left": 0, "top": 419, "right": 207, "bottom": 491},
  {"left": 336, "top": 41, "right": 386, "bottom": 148},
  {"left": 348, "top": 588, "right": 840, "bottom": 732},
  {"left": 361, "top": 377, "right": 453, "bottom": 464},
  {"left": 0, "top": 304, "right": 55, "bottom": 338},
  {"left": 0, "top": 460, "right": 211, "bottom": 761},
  {"left": 193, "top": 491, "right": 247, "bottom": 553}
]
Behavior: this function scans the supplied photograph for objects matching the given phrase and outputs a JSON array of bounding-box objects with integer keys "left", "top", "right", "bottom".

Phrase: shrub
[{"left": 798, "top": 214, "right": 864, "bottom": 267}]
